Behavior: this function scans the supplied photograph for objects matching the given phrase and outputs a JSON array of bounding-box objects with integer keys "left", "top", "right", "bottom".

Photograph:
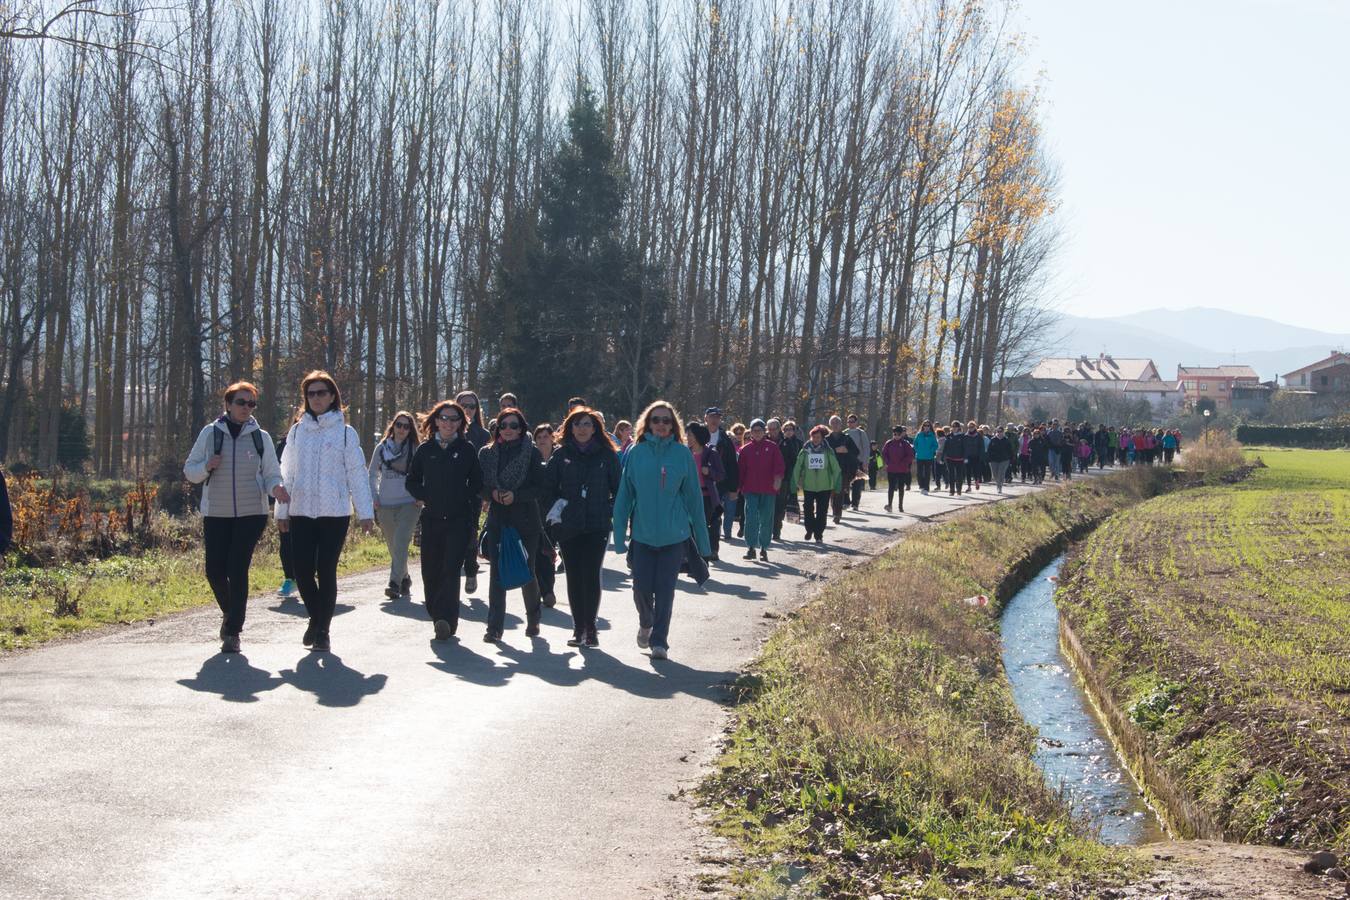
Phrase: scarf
[
  {"left": 379, "top": 437, "right": 410, "bottom": 474},
  {"left": 481, "top": 438, "right": 532, "bottom": 493}
]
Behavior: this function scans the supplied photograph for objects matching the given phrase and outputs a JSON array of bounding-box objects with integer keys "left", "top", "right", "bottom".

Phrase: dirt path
[{"left": 1115, "top": 842, "right": 1348, "bottom": 899}]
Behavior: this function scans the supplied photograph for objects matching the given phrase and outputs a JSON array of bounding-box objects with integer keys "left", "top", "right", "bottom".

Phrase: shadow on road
[
  {"left": 278, "top": 653, "right": 389, "bottom": 708},
  {"left": 268, "top": 597, "right": 355, "bottom": 619},
  {"left": 177, "top": 653, "right": 285, "bottom": 703}
]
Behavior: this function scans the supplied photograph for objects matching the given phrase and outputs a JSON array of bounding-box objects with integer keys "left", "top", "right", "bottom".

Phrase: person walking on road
[
  {"left": 369, "top": 411, "right": 421, "bottom": 602},
  {"left": 844, "top": 415, "right": 869, "bottom": 509},
  {"left": 274, "top": 372, "right": 374, "bottom": 653},
  {"left": 685, "top": 422, "right": 725, "bottom": 561},
  {"left": 533, "top": 424, "right": 559, "bottom": 609},
  {"left": 792, "top": 424, "right": 842, "bottom": 544},
  {"left": 612, "top": 401, "right": 711, "bottom": 661},
  {"left": 704, "top": 407, "right": 740, "bottom": 544},
  {"left": 272, "top": 430, "right": 298, "bottom": 599},
  {"left": 736, "top": 419, "right": 786, "bottom": 562},
  {"left": 943, "top": 421, "right": 967, "bottom": 496},
  {"left": 479, "top": 408, "right": 546, "bottom": 643},
  {"left": 405, "top": 400, "right": 482, "bottom": 640},
  {"left": 183, "top": 381, "right": 288, "bottom": 653},
  {"left": 987, "top": 427, "right": 1014, "bottom": 493},
  {"left": 913, "top": 420, "right": 938, "bottom": 494},
  {"left": 826, "top": 416, "right": 860, "bottom": 522},
  {"left": 456, "top": 390, "right": 490, "bottom": 596},
  {"left": 771, "top": 419, "right": 803, "bottom": 539},
  {"left": 882, "top": 425, "right": 914, "bottom": 512},
  {"left": 545, "top": 408, "right": 622, "bottom": 648}
]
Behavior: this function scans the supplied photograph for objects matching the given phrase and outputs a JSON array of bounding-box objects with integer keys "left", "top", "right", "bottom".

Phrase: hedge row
[{"left": 1234, "top": 424, "right": 1350, "bottom": 448}]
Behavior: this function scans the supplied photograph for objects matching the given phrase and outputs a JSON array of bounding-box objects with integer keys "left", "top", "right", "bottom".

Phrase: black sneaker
[
  {"left": 483, "top": 629, "right": 499, "bottom": 643},
  {"left": 585, "top": 628, "right": 599, "bottom": 648},
  {"left": 525, "top": 617, "right": 540, "bottom": 638},
  {"left": 384, "top": 582, "right": 400, "bottom": 600},
  {"left": 759, "top": 549, "right": 768, "bottom": 562},
  {"left": 542, "top": 592, "right": 557, "bottom": 609},
  {"left": 302, "top": 623, "right": 316, "bottom": 647},
  {"left": 312, "top": 633, "right": 331, "bottom": 652},
  {"left": 743, "top": 549, "right": 756, "bottom": 560},
  {"left": 401, "top": 575, "right": 412, "bottom": 598},
  {"left": 567, "top": 632, "right": 583, "bottom": 647},
  {"left": 221, "top": 634, "right": 241, "bottom": 653},
  {"left": 434, "top": 619, "right": 453, "bottom": 641}
]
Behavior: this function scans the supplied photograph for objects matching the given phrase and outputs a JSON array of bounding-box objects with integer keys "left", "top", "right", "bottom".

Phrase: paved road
[{"left": 0, "top": 475, "right": 1082, "bottom": 899}]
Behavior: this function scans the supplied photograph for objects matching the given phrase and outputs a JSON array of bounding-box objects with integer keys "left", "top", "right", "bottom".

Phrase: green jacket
[
  {"left": 791, "top": 441, "right": 843, "bottom": 493},
  {"left": 612, "top": 433, "right": 712, "bottom": 556}
]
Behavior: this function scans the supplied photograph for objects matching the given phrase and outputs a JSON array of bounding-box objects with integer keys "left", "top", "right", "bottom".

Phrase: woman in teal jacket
[
  {"left": 912, "top": 420, "right": 938, "bottom": 494},
  {"left": 612, "top": 401, "right": 711, "bottom": 660}
]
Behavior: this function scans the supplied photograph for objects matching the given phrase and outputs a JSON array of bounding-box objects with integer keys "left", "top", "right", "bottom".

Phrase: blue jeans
[
  {"left": 630, "top": 541, "right": 684, "bottom": 650},
  {"left": 742, "top": 492, "right": 776, "bottom": 550},
  {"left": 720, "top": 492, "right": 739, "bottom": 539}
]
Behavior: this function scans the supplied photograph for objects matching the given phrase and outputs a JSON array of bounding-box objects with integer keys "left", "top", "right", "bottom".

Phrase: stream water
[{"left": 1000, "top": 556, "right": 1166, "bottom": 845}]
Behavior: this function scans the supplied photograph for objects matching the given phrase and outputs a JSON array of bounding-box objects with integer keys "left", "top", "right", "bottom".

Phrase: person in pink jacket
[
  {"left": 736, "top": 418, "right": 786, "bottom": 562},
  {"left": 881, "top": 425, "right": 915, "bottom": 512}
]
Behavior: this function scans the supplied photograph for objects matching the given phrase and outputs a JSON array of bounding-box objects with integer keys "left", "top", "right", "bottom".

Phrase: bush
[{"left": 1234, "top": 423, "right": 1350, "bottom": 449}]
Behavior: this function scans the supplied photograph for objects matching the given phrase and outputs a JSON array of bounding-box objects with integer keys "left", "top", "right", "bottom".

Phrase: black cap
[{"left": 705, "top": 406, "right": 722, "bottom": 416}]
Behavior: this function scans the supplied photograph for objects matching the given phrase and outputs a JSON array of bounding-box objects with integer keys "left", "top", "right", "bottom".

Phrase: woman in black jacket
[
  {"left": 986, "top": 427, "right": 1014, "bottom": 494},
  {"left": 455, "top": 390, "right": 490, "bottom": 596},
  {"left": 1028, "top": 427, "right": 1050, "bottom": 485},
  {"left": 406, "top": 399, "right": 483, "bottom": 640},
  {"left": 479, "top": 407, "right": 546, "bottom": 642},
  {"left": 546, "top": 407, "right": 622, "bottom": 647}
]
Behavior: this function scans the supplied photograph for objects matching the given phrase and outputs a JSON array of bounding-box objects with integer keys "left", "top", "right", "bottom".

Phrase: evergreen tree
[{"left": 493, "top": 81, "right": 667, "bottom": 420}]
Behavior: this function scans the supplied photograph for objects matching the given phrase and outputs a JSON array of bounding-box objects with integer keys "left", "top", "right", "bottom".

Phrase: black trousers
[
  {"left": 886, "top": 472, "right": 910, "bottom": 509},
  {"left": 803, "top": 490, "right": 831, "bottom": 539},
  {"left": 831, "top": 463, "right": 858, "bottom": 520},
  {"left": 278, "top": 529, "right": 295, "bottom": 579},
  {"left": 462, "top": 504, "right": 482, "bottom": 578},
  {"left": 560, "top": 532, "right": 608, "bottom": 636},
  {"left": 945, "top": 460, "right": 965, "bottom": 493},
  {"left": 486, "top": 529, "right": 541, "bottom": 633},
  {"left": 203, "top": 515, "right": 268, "bottom": 637},
  {"left": 421, "top": 515, "right": 470, "bottom": 629},
  {"left": 849, "top": 478, "right": 864, "bottom": 509},
  {"left": 288, "top": 515, "right": 350, "bottom": 637},
  {"left": 772, "top": 480, "right": 792, "bottom": 539},
  {"left": 703, "top": 494, "right": 721, "bottom": 557},
  {"left": 916, "top": 459, "right": 933, "bottom": 491}
]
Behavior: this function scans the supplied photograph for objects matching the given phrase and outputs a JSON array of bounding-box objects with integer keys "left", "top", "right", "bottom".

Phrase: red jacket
[
  {"left": 736, "top": 438, "right": 786, "bottom": 494},
  {"left": 881, "top": 437, "right": 915, "bottom": 473}
]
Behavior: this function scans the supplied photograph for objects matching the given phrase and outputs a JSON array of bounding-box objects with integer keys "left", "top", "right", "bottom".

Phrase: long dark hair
[
  {"left": 559, "top": 407, "right": 617, "bottom": 454},
  {"left": 419, "top": 400, "right": 467, "bottom": 443},
  {"left": 455, "top": 390, "right": 483, "bottom": 428},
  {"left": 381, "top": 410, "right": 421, "bottom": 449},
  {"left": 297, "top": 370, "right": 342, "bottom": 421},
  {"left": 491, "top": 407, "right": 530, "bottom": 446}
]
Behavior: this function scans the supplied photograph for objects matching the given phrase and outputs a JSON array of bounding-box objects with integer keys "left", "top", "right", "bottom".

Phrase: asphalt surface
[{"left": 0, "top": 474, "right": 1081, "bottom": 899}]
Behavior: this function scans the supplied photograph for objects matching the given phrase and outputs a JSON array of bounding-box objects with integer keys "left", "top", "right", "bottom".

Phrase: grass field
[
  {"left": 1057, "top": 448, "right": 1350, "bottom": 853},
  {"left": 0, "top": 526, "right": 400, "bottom": 652},
  {"left": 702, "top": 467, "right": 1178, "bottom": 897}
]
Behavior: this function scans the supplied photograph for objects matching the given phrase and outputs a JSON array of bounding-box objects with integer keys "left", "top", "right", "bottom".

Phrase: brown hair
[
  {"left": 382, "top": 410, "right": 421, "bottom": 448},
  {"left": 297, "top": 370, "right": 342, "bottom": 421},
  {"left": 491, "top": 407, "right": 530, "bottom": 446},
  {"left": 419, "top": 400, "right": 466, "bottom": 442},
  {"left": 633, "top": 400, "right": 684, "bottom": 444},
  {"left": 223, "top": 381, "right": 259, "bottom": 406},
  {"left": 560, "top": 407, "right": 618, "bottom": 454}
]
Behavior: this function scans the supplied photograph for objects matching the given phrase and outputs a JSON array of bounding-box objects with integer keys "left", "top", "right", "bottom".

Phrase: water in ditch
[{"left": 1000, "top": 555, "right": 1166, "bottom": 845}]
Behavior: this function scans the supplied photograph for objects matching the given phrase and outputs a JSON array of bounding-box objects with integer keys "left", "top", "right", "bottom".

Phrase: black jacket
[
  {"left": 1029, "top": 436, "right": 1049, "bottom": 465},
  {"left": 709, "top": 429, "right": 740, "bottom": 493},
  {"left": 0, "top": 470, "right": 11, "bottom": 555},
  {"left": 480, "top": 441, "right": 546, "bottom": 538},
  {"left": 465, "top": 421, "right": 491, "bottom": 451},
  {"left": 546, "top": 442, "right": 623, "bottom": 540},
  {"left": 778, "top": 435, "right": 803, "bottom": 475},
  {"left": 406, "top": 435, "right": 483, "bottom": 523},
  {"left": 827, "top": 431, "right": 861, "bottom": 472},
  {"left": 986, "top": 435, "right": 1014, "bottom": 463},
  {"left": 964, "top": 433, "right": 984, "bottom": 461},
  {"left": 942, "top": 432, "right": 967, "bottom": 461}
]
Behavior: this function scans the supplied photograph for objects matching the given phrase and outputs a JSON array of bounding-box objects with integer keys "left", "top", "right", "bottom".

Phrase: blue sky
[{"left": 1011, "top": 0, "right": 1350, "bottom": 333}]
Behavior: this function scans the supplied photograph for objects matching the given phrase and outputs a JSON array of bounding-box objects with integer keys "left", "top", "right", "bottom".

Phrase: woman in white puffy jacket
[{"left": 275, "top": 371, "right": 375, "bottom": 652}]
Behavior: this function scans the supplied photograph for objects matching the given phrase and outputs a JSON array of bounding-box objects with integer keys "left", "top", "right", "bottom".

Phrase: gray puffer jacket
[{"left": 184, "top": 417, "right": 284, "bottom": 518}]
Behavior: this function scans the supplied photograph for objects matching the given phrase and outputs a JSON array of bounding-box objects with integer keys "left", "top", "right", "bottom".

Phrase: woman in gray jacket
[
  {"left": 369, "top": 411, "right": 421, "bottom": 601},
  {"left": 183, "top": 381, "right": 288, "bottom": 653}
]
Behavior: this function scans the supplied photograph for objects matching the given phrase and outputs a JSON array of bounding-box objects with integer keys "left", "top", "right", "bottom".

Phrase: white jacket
[{"left": 275, "top": 410, "right": 375, "bottom": 521}]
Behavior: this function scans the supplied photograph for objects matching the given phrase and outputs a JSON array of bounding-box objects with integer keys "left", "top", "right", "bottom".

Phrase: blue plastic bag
[{"left": 496, "top": 525, "right": 534, "bottom": 590}]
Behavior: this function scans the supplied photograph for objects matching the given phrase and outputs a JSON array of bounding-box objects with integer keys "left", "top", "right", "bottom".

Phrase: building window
[
  {"left": 1321, "top": 375, "right": 1328, "bottom": 386},
  {"left": 1200, "top": 383, "right": 1208, "bottom": 391},
  {"left": 1301, "top": 374, "right": 1307, "bottom": 385}
]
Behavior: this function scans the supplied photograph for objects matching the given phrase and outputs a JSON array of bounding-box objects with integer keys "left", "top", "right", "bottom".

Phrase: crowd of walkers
[{"left": 181, "top": 370, "right": 1179, "bottom": 661}]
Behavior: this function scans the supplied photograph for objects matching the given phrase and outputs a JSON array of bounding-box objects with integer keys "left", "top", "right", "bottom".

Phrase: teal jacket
[
  {"left": 612, "top": 434, "right": 712, "bottom": 556},
  {"left": 913, "top": 430, "right": 939, "bottom": 461}
]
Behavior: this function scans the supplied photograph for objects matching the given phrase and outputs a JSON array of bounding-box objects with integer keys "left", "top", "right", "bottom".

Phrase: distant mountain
[{"left": 1043, "top": 308, "right": 1350, "bottom": 382}]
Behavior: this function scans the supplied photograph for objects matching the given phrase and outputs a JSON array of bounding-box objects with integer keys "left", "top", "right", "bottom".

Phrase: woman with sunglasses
[
  {"left": 478, "top": 407, "right": 547, "bottom": 642},
  {"left": 369, "top": 411, "right": 421, "bottom": 601},
  {"left": 406, "top": 400, "right": 483, "bottom": 640},
  {"left": 533, "top": 423, "right": 559, "bottom": 609},
  {"left": 612, "top": 401, "right": 711, "bottom": 660},
  {"left": 274, "top": 371, "right": 375, "bottom": 652},
  {"left": 184, "top": 381, "right": 288, "bottom": 653},
  {"left": 454, "top": 390, "right": 490, "bottom": 596},
  {"left": 546, "top": 408, "right": 622, "bottom": 647}
]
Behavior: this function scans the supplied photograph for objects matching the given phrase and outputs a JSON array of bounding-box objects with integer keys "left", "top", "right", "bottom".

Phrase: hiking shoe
[
  {"left": 302, "top": 623, "right": 316, "bottom": 647},
  {"left": 542, "top": 592, "right": 557, "bottom": 609},
  {"left": 650, "top": 646, "right": 668, "bottom": 660},
  {"left": 385, "top": 582, "right": 401, "bottom": 600},
  {"left": 814, "top": 536, "right": 823, "bottom": 544},
  {"left": 311, "top": 633, "right": 331, "bottom": 652},
  {"left": 483, "top": 629, "right": 501, "bottom": 643},
  {"left": 525, "top": 618, "right": 540, "bottom": 638},
  {"left": 743, "top": 549, "right": 756, "bottom": 560},
  {"left": 221, "top": 634, "right": 241, "bottom": 654},
  {"left": 464, "top": 574, "right": 478, "bottom": 594},
  {"left": 401, "top": 575, "right": 412, "bottom": 598},
  {"left": 759, "top": 549, "right": 768, "bottom": 562},
  {"left": 567, "top": 632, "right": 583, "bottom": 647},
  {"left": 884, "top": 504, "right": 892, "bottom": 512},
  {"left": 637, "top": 626, "right": 652, "bottom": 649},
  {"left": 585, "top": 628, "right": 599, "bottom": 648},
  {"left": 434, "top": 619, "right": 453, "bottom": 641},
  {"left": 277, "top": 578, "right": 297, "bottom": 597}
]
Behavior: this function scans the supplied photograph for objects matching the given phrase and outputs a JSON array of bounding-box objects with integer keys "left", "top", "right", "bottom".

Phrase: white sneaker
[
  {"left": 464, "top": 574, "right": 477, "bottom": 594},
  {"left": 637, "top": 626, "right": 652, "bottom": 649},
  {"left": 650, "top": 645, "right": 668, "bottom": 660}
]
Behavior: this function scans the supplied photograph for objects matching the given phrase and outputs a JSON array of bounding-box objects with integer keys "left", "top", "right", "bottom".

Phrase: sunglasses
[
  {"left": 231, "top": 398, "right": 257, "bottom": 408},
  {"left": 436, "top": 413, "right": 462, "bottom": 422},
  {"left": 498, "top": 421, "right": 522, "bottom": 431},
  {"left": 649, "top": 416, "right": 674, "bottom": 425},
  {"left": 394, "top": 421, "right": 412, "bottom": 429},
  {"left": 461, "top": 402, "right": 478, "bottom": 409},
  {"left": 306, "top": 388, "right": 331, "bottom": 398}
]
